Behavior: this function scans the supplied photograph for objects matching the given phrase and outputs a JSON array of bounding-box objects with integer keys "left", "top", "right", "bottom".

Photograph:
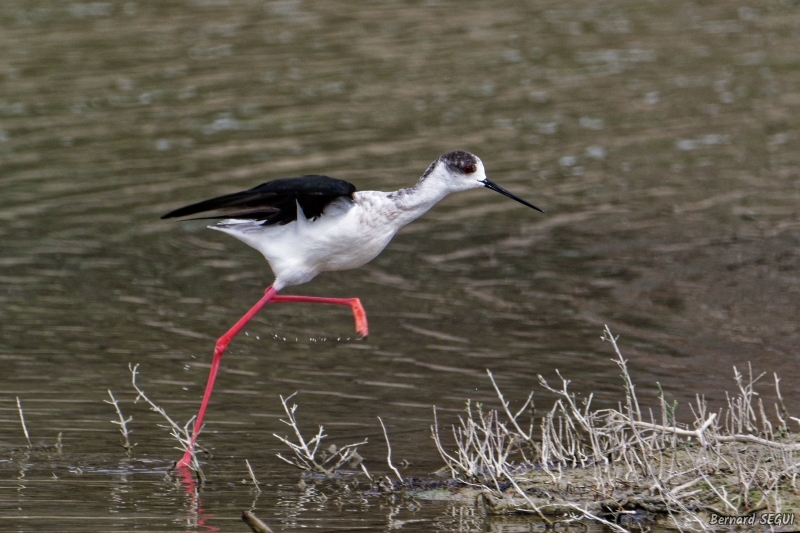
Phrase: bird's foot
[
  {"left": 350, "top": 298, "right": 368, "bottom": 337},
  {"left": 176, "top": 449, "right": 194, "bottom": 469}
]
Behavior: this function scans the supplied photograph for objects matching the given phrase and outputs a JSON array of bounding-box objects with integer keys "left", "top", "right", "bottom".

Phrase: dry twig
[
  {"left": 241, "top": 510, "right": 273, "bottom": 533},
  {"left": 378, "top": 416, "right": 403, "bottom": 482},
  {"left": 105, "top": 389, "right": 134, "bottom": 454},
  {"left": 273, "top": 392, "right": 367, "bottom": 476},
  {"left": 129, "top": 363, "right": 202, "bottom": 474},
  {"left": 245, "top": 459, "right": 261, "bottom": 492},
  {"left": 16, "top": 397, "right": 31, "bottom": 448}
]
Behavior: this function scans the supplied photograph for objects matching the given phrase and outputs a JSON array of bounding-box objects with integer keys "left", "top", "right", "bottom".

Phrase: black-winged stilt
[{"left": 162, "top": 150, "right": 542, "bottom": 467}]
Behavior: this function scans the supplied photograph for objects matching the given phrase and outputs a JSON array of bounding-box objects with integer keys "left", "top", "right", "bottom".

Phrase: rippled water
[{"left": 2, "top": 2, "right": 800, "bottom": 531}]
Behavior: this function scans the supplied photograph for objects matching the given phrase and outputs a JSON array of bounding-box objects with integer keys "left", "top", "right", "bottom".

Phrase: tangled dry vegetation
[
  {"left": 430, "top": 326, "right": 800, "bottom": 531},
  {"left": 273, "top": 392, "right": 369, "bottom": 477}
]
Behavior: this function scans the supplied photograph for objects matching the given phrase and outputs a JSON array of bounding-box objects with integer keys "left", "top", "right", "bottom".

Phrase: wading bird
[{"left": 162, "top": 150, "right": 543, "bottom": 467}]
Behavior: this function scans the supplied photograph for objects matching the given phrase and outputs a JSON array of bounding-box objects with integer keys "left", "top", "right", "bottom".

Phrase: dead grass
[{"left": 431, "top": 326, "right": 800, "bottom": 531}]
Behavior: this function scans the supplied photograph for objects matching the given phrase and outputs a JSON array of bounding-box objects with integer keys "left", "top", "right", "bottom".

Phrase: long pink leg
[
  {"left": 176, "top": 285, "right": 278, "bottom": 468},
  {"left": 270, "top": 295, "right": 368, "bottom": 337},
  {"left": 176, "top": 288, "right": 368, "bottom": 468}
]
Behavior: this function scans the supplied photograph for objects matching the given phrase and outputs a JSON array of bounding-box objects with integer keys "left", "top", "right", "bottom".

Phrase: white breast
[{"left": 210, "top": 192, "right": 403, "bottom": 290}]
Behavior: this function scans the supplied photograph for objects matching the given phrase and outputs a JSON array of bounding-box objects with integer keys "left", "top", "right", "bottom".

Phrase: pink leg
[
  {"left": 176, "top": 287, "right": 369, "bottom": 468},
  {"left": 176, "top": 285, "right": 278, "bottom": 468},
  {"left": 270, "top": 295, "right": 369, "bottom": 337}
]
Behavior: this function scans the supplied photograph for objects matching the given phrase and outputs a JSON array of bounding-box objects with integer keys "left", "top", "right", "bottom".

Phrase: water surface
[{"left": 2, "top": 1, "right": 800, "bottom": 531}]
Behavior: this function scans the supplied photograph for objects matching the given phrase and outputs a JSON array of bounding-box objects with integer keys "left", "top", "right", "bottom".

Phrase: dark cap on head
[{"left": 440, "top": 151, "right": 479, "bottom": 175}]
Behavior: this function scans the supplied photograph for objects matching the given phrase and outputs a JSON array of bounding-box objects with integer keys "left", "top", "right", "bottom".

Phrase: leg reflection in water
[{"left": 175, "top": 466, "right": 220, "bottom": 532}]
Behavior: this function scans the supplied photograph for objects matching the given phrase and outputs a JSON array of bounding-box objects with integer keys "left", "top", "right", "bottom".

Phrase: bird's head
[{"left": 424, "top": 151, "right": 544, "bottom": 212}]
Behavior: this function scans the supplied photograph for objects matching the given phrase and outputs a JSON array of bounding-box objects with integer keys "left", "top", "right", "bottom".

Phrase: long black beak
[{"left": 482, "top": 178, "right": 544, "bottom": 213}]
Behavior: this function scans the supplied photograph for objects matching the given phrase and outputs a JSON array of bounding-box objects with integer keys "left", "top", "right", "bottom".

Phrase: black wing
[{"left": 161, "top": 175, "right": 357, "bottom": 226}]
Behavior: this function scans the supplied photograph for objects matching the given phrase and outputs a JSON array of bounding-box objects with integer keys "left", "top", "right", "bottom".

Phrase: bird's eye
[{"left": 462, "top": 164, "right": 477, "bottom": 174}]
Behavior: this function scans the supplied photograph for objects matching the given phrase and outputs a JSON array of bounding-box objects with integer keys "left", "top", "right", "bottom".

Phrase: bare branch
[
  {"left": 105, "top": 389, "right": 134, "bottom": 454},
  {"left": 245, "top": 459, "right": 260, "bottom": 492},
  {"left": 272, "top": 393, "right": 367, "bottom": 476},
  {"left": 378, "top": 417, "right": 403, "bottom": 483},
  {"left": 128, "top": 363, "right": 201, "bottom": 474},
  {"left": 16, "top": 397, "right": 31, "bottom": 448}
]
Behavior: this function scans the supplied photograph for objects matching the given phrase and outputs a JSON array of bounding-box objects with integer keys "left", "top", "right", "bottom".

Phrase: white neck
[
  {"left": 387, "top": 173, "right": 456, "bottom": 227},
  {"left": 382, "top": 158, "right": 486, "bottom": 229}
]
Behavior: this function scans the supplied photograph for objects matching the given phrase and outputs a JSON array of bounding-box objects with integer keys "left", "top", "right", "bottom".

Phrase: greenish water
[{"left": 1, "top": 1, "right": 799, "bottom": 531}]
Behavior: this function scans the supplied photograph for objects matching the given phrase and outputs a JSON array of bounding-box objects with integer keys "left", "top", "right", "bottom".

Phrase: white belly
[{"left": 210, "top": 194, "right": 401, "bottom": 289}]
